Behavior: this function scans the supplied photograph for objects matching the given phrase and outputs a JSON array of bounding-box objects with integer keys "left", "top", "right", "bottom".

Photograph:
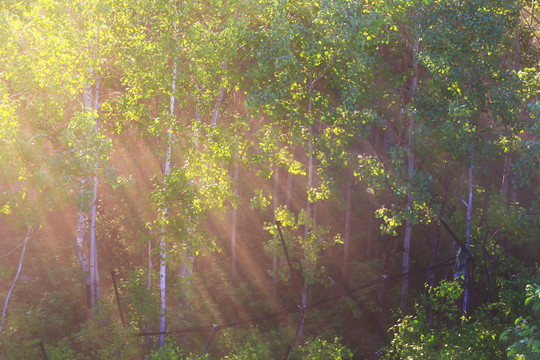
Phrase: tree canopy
[{"left": 0, "top": 0, "right": 539, "bottom": 359}]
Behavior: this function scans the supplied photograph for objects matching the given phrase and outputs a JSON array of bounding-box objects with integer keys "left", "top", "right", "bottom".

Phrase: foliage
[
  {"left": 291, "top": 336, "right": 354, "bottom": 360},
  {"left": 501, "top": 269, "right": 540, "bottom": 359},
  {"left": 384, "top": 280, "right": 508, "bottom": 359},
  {"left": 0, "top": 0, "right": 539, "bottom": 358}
]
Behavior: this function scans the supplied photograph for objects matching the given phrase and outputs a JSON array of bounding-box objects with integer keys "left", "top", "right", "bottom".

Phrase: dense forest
[{"left": 1, "top": 0, "right": 539, "bottom": 358}]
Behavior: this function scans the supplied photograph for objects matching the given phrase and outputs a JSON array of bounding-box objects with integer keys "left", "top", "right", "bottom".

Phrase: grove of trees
[{"left": 0, "top": 0, "right": 539, "bottom": 359}]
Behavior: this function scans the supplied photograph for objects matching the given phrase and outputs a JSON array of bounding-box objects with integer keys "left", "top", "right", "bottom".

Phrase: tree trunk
[
  {"left": 367, "top": 202, "right": 374, "bottom": 259},
  {"left": 463, "top": 143, "right": 474, "bottom": 316},
  {"left": 83, "top": 73, "right": 101, "bottom": 311},
  {"left": 211, "top": 87, "right": 226, "bottom": 127},
  {"left": 92, "top": 78, "right": 101, "bottom": 303},
  {"left": 89, "top": 76, "right": 101, "bottom": 307},
  {"left": 76, "top": 182, "right": 91, "bottom": 308},
  {"left": 501, "top": 22, "right": 520, "bottom": 202},
  {"left": 231, "top": 162, "right": 239, "bottom": 281},
  {"left": 286, "top": 171, "right": 292, "bottom": 208},
  {"left": 89, "top": 172, "right": 99, "bottom": 307},
  {"left": 147, "top": 232, "right": 152, "bottom": 349},
  {"left": 400, "top": 37, "right": 419, "bottom": 313},
  {"left": 501, "top": 154, "right": 510, "bottom": 197},
  {"left": 0, "top": 227, "right": 32, "bottom": 334},
  {"left": 159, "top": 40, "right": 178, "bottom": 348},
  {"left": 273, "top": 166, "right": 279, "bottom": 297},
  {"left": 342, "top": 177, "right": 352, "bottom": 277},
  {"left": 298, "top": 136, "right": 313, "bottom": 344},
  {"left": 159, "top": 149, "right": 171, "bottom": 347}
]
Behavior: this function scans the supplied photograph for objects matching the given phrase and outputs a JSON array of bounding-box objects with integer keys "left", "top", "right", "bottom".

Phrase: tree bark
[
  {"left": 367, "top": 202, "right": 375, "bottom": 259},
  {"left": 463, "top": 143, "right": 474, "bottom": 316},
  {"left": 76, "top": 182, "right": 91, "bottom": 307},
  {"left": 273, "top": 165, "right": 279, "bottom": 297},
  {"left": 92, "top": 78, "right": 101, "bottom": 303},
  {"left": 147, "top": 232, "right": 152, "bottom": 349},
  {"left": 501, "top": 154, "right": 510, "bottom": 197},
  {"left": 342, "top": 177, "right": 352, "bottom": 277},
  {"left": 298, "top": 136, "right": 313, "bottom": 344},
  {"left": 89, "top": 77, "right": 101, "bottom": 308},
  {"left": 211, "top": 87, "right": 226, "bottom": 127},
  {"left": 400, "top": 37, "right": 419, "bottom": 313},
  {"left": 231, "top": 162, "right": 239, "bottom": 281},
  {"left": 159, "top": 36, "right": 178, "bottom": 348},
  {"left": 89, "top": 172, "right": 99, "bottom": 308},
  {"left": 82, "top": 71, "right": 101, "bottom": 312},
  {"left": 286, "top": 171, "right": 293, "bottom": 208}
]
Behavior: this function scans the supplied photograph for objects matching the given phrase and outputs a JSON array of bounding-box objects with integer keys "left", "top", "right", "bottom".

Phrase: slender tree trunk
[
  {"left": 367, "top": 202, "right": 374, "bottom": 259},
  {"left": 89, "top": 78, "right": 101, "bottom": 307},
  {"left": 83, "top": 73, "right": 101, "bottom": 311},
  {"left": 0, "top": 227, "right": 32, "bottom": 334},
  {"left": 501, "top": 154, "right": 510, "bottom": 197},
  {"left": 231, "top": 162, "right": 239, "bottom": 281},
  {"left": 82, "top": 81, "right": 95, "bottom": 309},
  {"left": 298, "top": 136, "right": 313, "bottom": 344},
  {"left": 286, "top": 172, "right": 292, "bottom": 208},
  {"left": 501, "top": 21, "right": 520, "bottom": 202},
  {"left": 159, "top": 42, "right": 178, "bottom": 348},
  {"left": 179, "top": 80, "right": 227, "bottom": 313},
  {"left": 159, "top": 210, "right": 167, "bottom": 348},
  {"left": 147, "top": 232, "right": 152, "bottom": 349},
  {"left": 89, "top": 173, "right": 99, "bottom": 307},
  {"left": 180, "top": 91, "right": 199, "bottom": 316},
  {"left": 76, "top": 182, "right": 91, "bottom": 308},
  {"left": 428, "top": 175, "right": 449, "bottom": 288},
  {"left": 92, "top": 78, "right": 101, "bottom": 303},
  {"left": 211, "top": 87, "right": 226, "bottom": 127},
  {"left": 343, "top": 177, "right": 352, "bottom": 277},
  {"left": 400, "top": 224, "right": 412, "bottom": 312},
  {"left": 427, "top": 176, "right": 449, "bottom": 328},
  {"left": 159, "top": 148, "right": 171, "bottom": 347},
  {"left": 510, "top": 19, "right": 520, "bottom": 204},
  {"left": 273, "top": 166, "right": 279, "bottom": 297},
  {"left": 400, "top": 37, "right": 419, "bottom": 313},
  {"left": 463, "top": 143, "right": 474, "bottom": 316}
]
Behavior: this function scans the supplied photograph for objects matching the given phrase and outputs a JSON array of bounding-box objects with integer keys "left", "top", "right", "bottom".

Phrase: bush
[
  {"left": 384, "top": 280, "right": 507, "bottom": 360},
  {"left": 501, "top": 272, "right": 540, "bottom": 359}
]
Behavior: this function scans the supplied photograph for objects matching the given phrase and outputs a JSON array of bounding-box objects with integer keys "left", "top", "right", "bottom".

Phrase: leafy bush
[
  {"left": 384, "top": 280, "right": 507, "bottom": 360},
  {"left": 292, "top": 337, "right": 354, "bottom": 360},
  {"left": 501, "top": 274, "right": 540, "bottom": 359}
]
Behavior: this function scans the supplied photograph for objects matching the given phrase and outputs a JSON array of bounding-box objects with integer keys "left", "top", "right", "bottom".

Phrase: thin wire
[{"left": 137, "top": 256, "right": 456, "bottom": 337}]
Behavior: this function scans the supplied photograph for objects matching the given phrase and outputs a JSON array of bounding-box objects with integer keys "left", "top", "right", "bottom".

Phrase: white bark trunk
[
  {"left": 298, "top": 136, "right": 313, "bottom": 344},
  {"left": 89, "top": 173, "right": 98, "bottom": 307},
  {"left": 159, "top": 40, "right": 178, "bottom": 347},
  {"left": 0, "top": 227, "right": 32, "bottom": 334},
  {"left": 343, "top": 178, "right": 352, "bottom": 277},
  {"left": 159, "top": 219, "right": 167, "bottom": 348},
  {"left": 211, "top": 87, "right": 226, "bottom": 127},
  {"left": 231, "top": 162, "right": 239, "bottom": 280},
  {"left": 76, "top": 183, "right": 90, "bottom": 286},
  {"left": 400, "top": 37, "right": 419, "bottom": 313},
  {"left": 147, "top": 232, "right": 152, "bottom": 346},
  {"left": 463, "top": 143, "right": 474, "bottom": 315},
  {"left": 159, "top": 163, "right": 170, "bottom": 347},
  {"left": 272, "top": 166, "right": 279, "bottom": 297},
  {"left": 84, "top": 74, "right": 101, "bottom": 311}
]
